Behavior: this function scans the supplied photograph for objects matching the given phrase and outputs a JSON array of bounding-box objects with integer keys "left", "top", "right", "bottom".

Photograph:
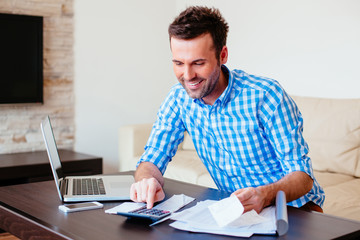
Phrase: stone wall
[{"left": 0, "top": 0, "right": 74, "bottom": 153}]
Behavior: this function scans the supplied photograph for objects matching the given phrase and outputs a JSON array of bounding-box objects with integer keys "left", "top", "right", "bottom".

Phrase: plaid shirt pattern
[{"left": 138, "top": 66, "right": 325, "bottom": 208}]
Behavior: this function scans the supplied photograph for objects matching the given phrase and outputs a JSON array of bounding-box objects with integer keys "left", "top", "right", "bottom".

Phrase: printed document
[{"left": 170, "top": 199, "right": 276, "bottom": 238}]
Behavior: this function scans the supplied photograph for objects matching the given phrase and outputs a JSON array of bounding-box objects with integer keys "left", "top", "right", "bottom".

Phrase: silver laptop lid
[{"left": 40, "top": 116, "right": 65, "bottom": 201}]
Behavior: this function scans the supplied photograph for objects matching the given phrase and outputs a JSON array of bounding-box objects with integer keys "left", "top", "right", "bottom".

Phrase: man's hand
[
  {"left": 130, "top": 177, "right": 165, "bottom": 209},
  {"left": 131, "top": 162, "right": 166, "bottom": 209},
  {"left": 231, "top": 187, "right": 266, "bottom": 213},
  {"left": 231, "top": 171, "right": 314, "bottom": 214}
]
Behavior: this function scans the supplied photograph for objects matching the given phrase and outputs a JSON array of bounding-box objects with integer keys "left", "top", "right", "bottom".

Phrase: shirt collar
[{"left": 216, "top": 65, "right": 233, "bottom": 108}]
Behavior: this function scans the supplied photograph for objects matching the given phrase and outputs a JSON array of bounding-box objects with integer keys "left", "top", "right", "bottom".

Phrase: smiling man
[
  {"left": 171, "top": 33, "right": 228, "bottom": 105},
  {"left": 130, "top": 6, "right": 325, "bottom": 213}
]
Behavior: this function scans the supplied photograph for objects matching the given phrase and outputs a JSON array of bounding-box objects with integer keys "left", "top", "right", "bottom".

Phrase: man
[{"left": 130, "top": 6, "right": 325, "bottom": 213}]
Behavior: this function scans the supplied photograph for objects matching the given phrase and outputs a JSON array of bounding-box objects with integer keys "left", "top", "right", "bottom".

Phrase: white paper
[
  {"left": 105, "top": 202, "right": 145, "bottom": 214},
  {"left": 149, "top": 194, "right": 195, "bottom": 226},
  {"left": 244, "top": 207, "right": 277, "bottom": 234},
  {"left": 170, "top": 200, "right": 276, "bottom": 237},
  {"left": 208, "top": 195, "right": 244, "bottom": 227},
  {"left": 172, "top": 201, "right": 215, "bottom": 229},
  {"left": 170, "top": 221, "right": 254, "bottom": 238},
  {"left": 153, "top": 194, "right": 195, "bottom": 212},
  {"left": 228, "top": 210, "right": 269, "bottom": 227}
]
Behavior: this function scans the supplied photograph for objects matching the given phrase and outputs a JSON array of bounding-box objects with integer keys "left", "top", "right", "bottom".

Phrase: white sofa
[{"left": 119, "top": 96, "right": 360, "bottom": 222}]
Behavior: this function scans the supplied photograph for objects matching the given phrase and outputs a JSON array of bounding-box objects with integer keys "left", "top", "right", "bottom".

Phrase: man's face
[{"left": 170, "top": 33, "right": 227, "bottom": 104}]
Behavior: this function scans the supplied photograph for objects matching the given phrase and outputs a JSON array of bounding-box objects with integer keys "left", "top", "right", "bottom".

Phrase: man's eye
[
  {"left": 194, "top": 62, "right": 205, "bottom": 66},
  {"left": 174, "top": 62, "right": 183, "bottom": 66}
]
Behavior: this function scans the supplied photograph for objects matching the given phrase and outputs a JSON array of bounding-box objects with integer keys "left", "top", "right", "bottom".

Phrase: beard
[{"left": 179, "top": 65, "right": 221, "bottom": 100}]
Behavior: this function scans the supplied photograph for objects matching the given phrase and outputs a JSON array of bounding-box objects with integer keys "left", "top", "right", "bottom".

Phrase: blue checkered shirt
[{"left": 138, "top": 66, "right": 325, "bottom": 208}]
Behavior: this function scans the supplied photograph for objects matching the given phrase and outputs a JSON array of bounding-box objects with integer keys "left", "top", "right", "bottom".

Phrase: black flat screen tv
[{"left": 0, "top": 13, "right": 43, "bottom": 104}]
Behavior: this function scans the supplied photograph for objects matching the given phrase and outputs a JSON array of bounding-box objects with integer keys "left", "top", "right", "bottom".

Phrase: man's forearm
[
  {"left": 258, "top": 171, "right": 313, "bottom": 207},
  {"left": 134, "top": 162, "right": 164, "bottom": 186}
]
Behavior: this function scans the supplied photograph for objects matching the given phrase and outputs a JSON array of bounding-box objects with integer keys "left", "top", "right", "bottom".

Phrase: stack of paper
[
  {"left": 105, "top": 193, "right": 283, "bottom": 238},
  {"left": 208, "top": 196, "right": 246, "bottom": 227},
  {"left": 169, "top": 198, "right": 277, "bottom": 238}
]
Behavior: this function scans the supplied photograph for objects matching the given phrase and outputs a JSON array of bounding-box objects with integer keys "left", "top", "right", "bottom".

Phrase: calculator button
[
  {"left": 118, "top": 206, "right": 171, "bottom": 221},
  {"left": 129, "top": 206, "right": 170, "bottom": 217}
]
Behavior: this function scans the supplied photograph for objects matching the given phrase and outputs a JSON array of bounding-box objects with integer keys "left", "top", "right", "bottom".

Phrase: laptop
[{"left": 41, "top": 116, "right": 134, "bottom": 202}]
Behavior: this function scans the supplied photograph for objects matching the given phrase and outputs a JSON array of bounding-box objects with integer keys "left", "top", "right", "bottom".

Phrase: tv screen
[{"left": 0, "top": 13, "right": 43, "bottom": 104}]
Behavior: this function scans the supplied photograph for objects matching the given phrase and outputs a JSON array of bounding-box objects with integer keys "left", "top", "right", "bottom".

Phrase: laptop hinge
[{"left": 60, "top": 178, "right": 68, "bottom": 195}]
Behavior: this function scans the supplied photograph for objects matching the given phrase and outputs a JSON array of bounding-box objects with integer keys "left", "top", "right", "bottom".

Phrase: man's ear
[{"left": 220, "top": 46, "right": 228, "bottom": 64}]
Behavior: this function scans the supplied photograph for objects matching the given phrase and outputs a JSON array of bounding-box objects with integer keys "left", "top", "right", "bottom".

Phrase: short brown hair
[{"left": 168, "top": 6, "right": 229, "bottom": 60}]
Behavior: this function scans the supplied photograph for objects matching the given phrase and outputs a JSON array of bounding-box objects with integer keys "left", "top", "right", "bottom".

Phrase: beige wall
[
  {"left": 75, "top": 0, "right": 360, "bottom": 173},
  {"left": 177, "top": 0, "right": 360, "bottom": 98},
  {"left": 74, "top": 0, "right": 176, "bottom": 173},
  {"left": 1, "top": 1, "right": 359, "bottom": 173},
  {"left": 0, "top": 0, "right": 74, "bottom": 153}
]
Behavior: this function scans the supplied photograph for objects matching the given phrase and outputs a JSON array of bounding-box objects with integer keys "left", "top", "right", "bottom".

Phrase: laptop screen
[{"left": 41, "top": 116, "right": 65, "bottom": 199}]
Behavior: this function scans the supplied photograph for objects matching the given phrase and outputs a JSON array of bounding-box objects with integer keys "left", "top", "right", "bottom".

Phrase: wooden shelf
[{"left": 0, "top": 149, "right": 102, "bottom": 186}]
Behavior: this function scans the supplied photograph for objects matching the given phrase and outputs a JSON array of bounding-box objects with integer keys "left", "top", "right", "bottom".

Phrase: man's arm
[
  {"left": 231, "top": 171, "right": 313, "bottom": 213},
  {"left": 130, "top": 162, "right": 165, "bottom": 209}
]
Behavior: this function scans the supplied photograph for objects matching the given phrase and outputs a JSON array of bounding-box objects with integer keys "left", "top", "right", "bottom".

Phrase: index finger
[
  {"left": 147, "top": 178, "right": 165, "bottom": 209},
  {"left": 146, "top": 183, "right": 156, "bottom": 209}
]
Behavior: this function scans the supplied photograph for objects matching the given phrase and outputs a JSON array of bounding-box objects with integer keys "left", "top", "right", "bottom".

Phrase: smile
[{"left": 187, "top": 79, "right": 204, "bottom": 88}]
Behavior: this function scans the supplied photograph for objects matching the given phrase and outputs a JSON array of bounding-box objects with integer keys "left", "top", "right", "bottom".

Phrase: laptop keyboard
[{"left": 73, "top": 178, "right": 106, "bottom": 195}]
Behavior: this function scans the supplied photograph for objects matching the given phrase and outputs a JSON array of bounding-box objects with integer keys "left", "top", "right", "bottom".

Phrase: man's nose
[{"left": 183, "top": 66, "right": 196, "bottom": 81}]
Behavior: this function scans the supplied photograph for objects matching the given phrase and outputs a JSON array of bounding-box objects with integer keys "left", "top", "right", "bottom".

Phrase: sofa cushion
[
  {"left": 322, "top": 178, "right": 360, "bottom": 221},
  {"left": 197, "top": 172, "right": 217, "bottom": 189},
  {"left": 165, "top": 150, "right": 217, "bottom": 189},
  {"left": 164, "top": 150, "right": 209, "bottom": 184},
  {"left": 313, "top": 171, "right": 355, "bottom": 188},
  {"left": 182, "top": 131, "right": 196, "bottom": 150},
  {"left": 292, "top": 96, "right": 360, "bottom": 177}
]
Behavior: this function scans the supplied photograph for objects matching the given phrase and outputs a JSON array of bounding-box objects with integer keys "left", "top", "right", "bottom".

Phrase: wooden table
[
  {"left": 0, "top": 149, "right": 102, "bottom": 186},
  {"left": 0, "top": 175, "right": 360, "bottom": 240}
]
